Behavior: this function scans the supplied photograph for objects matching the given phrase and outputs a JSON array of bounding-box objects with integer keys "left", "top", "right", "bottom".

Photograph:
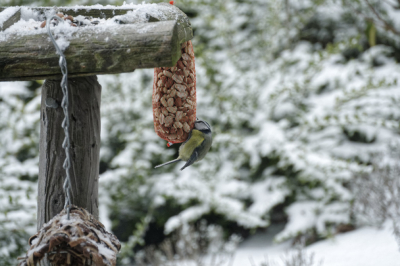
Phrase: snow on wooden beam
[
  {"left": 0, "top": 7, "right": 20, "bottom": 31},
  {"left": 0, "top": 3, "right": 193, "bottom": 81},
  {"left": 0, "top": 21, "right": 182, "bottom": 81}
]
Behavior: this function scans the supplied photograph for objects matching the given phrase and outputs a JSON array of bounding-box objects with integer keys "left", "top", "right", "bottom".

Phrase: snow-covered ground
[{"left": 233, "top": 223, "right": 400, "bottom": 266}]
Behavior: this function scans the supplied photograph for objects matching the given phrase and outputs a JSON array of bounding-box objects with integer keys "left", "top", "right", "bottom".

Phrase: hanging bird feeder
[{"left": 152, "top": 40, "right": 197, "bottom": 144}]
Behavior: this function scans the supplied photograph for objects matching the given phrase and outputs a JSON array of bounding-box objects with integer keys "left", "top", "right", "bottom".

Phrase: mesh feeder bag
[
  {"left": 153, "top": 40, "right": 196, "bottom": 143},
  {"left": 18, "top": 206, "right": 121, "bottom": 266}
]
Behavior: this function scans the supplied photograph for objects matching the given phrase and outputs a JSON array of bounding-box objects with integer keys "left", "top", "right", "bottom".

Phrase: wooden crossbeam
[{"left": 0, "top": 3, "right": 193, "bottom": 81}]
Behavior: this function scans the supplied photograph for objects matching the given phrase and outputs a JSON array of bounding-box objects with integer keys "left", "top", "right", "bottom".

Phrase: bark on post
[{"left": 37, "top": 76, "right": 101, "bottom": 230}]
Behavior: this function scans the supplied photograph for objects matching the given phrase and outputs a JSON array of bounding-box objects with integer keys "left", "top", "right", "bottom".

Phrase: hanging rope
[{"left": 46, "top": 15, "right": 73, "bottom": 220}]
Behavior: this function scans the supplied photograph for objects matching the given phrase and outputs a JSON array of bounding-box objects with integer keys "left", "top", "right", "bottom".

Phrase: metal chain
[{"left": 46, "top": 15, "right": 73, "bottom": 220}]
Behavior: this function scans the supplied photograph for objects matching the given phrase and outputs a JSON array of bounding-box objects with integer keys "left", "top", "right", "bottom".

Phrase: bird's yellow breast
[{"left": 179, "top": 130, "right": 204, "bottom": 161}]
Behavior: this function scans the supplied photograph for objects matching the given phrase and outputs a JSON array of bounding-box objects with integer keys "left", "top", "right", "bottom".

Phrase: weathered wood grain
[
  {"left": 0, "top": 20, "right": 182, "bottom": 81},
  {"left": 0, "top": 3, "right": 193, "bottom": 81},
  {"left": 37, "top": 76, "right": 101, "bottom": 230}
]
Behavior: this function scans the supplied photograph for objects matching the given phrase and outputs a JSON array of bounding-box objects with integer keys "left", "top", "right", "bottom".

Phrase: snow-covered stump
[
  {"left": 0, "top": 3, "right": 193, "bottom": 265},
  {"left": 18, "top": 206, "right": 121, "bottom": 266}
]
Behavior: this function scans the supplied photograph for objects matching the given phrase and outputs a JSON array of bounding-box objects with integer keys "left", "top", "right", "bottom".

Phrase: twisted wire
[{"left": 46, "top": 15, "right": 72, "bottom": 219}]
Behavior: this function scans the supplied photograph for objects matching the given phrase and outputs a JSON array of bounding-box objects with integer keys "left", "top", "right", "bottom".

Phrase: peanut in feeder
[
  {"left": 153, "top": 40, "right": 197, "bottom": 144},
  {"left": 151, "top": 0, "right": 197, "bottom": 144}
]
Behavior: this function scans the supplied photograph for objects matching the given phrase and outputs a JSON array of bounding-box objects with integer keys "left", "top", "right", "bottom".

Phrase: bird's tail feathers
[{"left": 155, "top": 159, "right": 182, "bottom": 168}]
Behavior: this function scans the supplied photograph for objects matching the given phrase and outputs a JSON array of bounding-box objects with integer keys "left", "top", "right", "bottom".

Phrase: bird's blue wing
[{"left": 180, "top": 148, "right": 199, "bottom": 170}]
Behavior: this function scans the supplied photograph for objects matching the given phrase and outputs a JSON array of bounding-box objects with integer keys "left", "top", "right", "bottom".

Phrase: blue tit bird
[{"left": 155, "top": 119, "right": 212, "bottom": 170}]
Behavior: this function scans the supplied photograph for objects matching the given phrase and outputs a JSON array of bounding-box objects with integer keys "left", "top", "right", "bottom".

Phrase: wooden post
[{"left": 37, "top": 76, "right": 101, "bottom": 230}]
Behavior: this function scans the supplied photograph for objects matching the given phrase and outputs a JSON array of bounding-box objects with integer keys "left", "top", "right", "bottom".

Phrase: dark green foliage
[
  {"left": 343, "top": 127, "right": 376, "bottom": 143},
  {"left": 0, "top": 228, "right": 31, "bottom": 266},
  {"left": 299, "top": 16, "right": 337, "bottom": 48},
  {"left": 342, "top": 47, "right": 361, "bottom": 61}
]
